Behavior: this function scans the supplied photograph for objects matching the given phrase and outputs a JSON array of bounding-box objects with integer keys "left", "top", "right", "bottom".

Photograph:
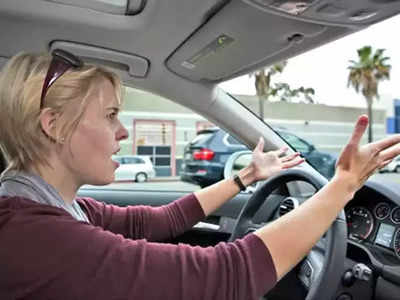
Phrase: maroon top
[{"left": 0, "top": 194, "right": 277, "bottom": 300}]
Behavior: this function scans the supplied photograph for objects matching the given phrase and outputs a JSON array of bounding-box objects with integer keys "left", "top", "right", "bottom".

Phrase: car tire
[
  {"left": 396, "top": 166, "right": 400, "bottom": 173},
  {"left": 135, "top": 172, "right": 148, "bottom": 183}
]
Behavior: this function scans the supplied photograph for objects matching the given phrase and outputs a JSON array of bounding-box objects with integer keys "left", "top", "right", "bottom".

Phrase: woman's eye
[{"left": 108, "top": 112, "right": 117, "bottom": 120}]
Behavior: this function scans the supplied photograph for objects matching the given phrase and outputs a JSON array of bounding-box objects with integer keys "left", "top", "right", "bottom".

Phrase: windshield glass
[
  {"left": 76, "top": 15, "right": 400, "bottom": 192},
  {"left": 219, "top": 15, "right": 400, "bottom": 182}
]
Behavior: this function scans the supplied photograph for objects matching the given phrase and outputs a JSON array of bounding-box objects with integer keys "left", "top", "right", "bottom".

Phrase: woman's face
[{"left": 60, "top": 78, "right": 128, "bottom": 186}]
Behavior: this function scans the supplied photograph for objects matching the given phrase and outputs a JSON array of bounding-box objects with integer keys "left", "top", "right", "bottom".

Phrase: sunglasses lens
[{"left": 40, "top": 49, "right": 83, "bottom": 109}]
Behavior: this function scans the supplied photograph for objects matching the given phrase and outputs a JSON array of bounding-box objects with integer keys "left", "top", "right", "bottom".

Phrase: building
[{"left": 118, "top": 88, "right": 386, "bottom": 176}]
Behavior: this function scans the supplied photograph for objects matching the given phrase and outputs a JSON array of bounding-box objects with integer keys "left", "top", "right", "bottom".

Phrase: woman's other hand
[
  {"left": 249, "top": 137, "right": 304, "bottom": 183},
  {"left": 335, "top": 115, "right": 400, "bottom": 193}
]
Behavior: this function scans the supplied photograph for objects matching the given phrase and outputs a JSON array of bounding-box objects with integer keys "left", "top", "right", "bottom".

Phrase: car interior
[{"left": 1, "top": 0, "right": 400, "bottom": 299}]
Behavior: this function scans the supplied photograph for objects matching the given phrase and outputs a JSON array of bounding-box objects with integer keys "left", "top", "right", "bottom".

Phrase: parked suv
[
  {"left": 180, "top": 128, "right": 248, "bottom": 187},
  {"left": 112, "top": 155, "right": 156, "bottom": 182},
  {"left": 181, "top": 128, "right": 336, "bottom": 187}
]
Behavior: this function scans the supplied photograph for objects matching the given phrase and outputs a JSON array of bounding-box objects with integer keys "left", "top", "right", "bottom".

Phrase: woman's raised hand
[
  {"left": 335, "top": 115, "right": 400, "bottom": 192},
  {"left": 249, "top": 137, "right": 304, "bottom": 182}
]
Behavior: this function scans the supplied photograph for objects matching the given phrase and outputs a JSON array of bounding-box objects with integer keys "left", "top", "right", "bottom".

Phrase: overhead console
[{"left": 166, "top": 0, "right": 400, "bottom": 82}]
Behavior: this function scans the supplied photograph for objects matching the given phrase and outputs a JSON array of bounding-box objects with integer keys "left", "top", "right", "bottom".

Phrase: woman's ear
[{"left": 39, "top": 108, "right": 61, "bottom": 143}]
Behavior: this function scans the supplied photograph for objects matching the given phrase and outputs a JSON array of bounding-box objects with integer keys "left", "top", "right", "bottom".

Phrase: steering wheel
[{"left": 229, "top": 169, "right": 347, "bottom": 300}]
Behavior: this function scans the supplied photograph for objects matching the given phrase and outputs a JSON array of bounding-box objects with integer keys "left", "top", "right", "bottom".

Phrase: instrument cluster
[{"left": 346, "top": 202, "right": 400, "bottom": 259}]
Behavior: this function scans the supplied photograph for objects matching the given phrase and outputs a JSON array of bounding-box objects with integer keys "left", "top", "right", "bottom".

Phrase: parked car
[
  {"left": 112, "top": 155, "right": 156, "bottom": 182},
  {"left": 181, "top": 128, "right": 336, "bottom": 187},
  {"left": 180, "top": 128, "right": 248, "bottom": 187}
]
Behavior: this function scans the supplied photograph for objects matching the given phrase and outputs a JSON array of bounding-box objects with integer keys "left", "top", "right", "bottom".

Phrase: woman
[{"left": 0, "top": 49, "right": 399, "bottom": 300}]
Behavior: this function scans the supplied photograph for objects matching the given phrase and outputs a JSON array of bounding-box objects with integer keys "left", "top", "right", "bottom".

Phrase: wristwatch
[{"left": 233, "top": 174, "right": 246, "bottom": 191}]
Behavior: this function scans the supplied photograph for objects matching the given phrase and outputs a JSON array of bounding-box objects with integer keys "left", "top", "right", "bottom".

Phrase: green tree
[
  {"left": 270, "top": 83, "right": 316, "bottom": 104},
  {"left": 251, "top": 61, "right": 287, "bottom": 119},
  {"left": 347, "top": 46, "right": 391, "bottom": 142}
]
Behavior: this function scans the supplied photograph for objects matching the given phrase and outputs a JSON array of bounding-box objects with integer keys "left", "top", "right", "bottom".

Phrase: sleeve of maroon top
[
  {"left": 13, "top": 213, "right": 277, "bottom": 300},
  {"left": 76, "top": 193, "right": 205, "bottom": 242}
]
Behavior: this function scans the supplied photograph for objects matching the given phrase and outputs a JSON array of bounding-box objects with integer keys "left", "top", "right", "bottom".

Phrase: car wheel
[
  {"left": 135, "top": 172, "right": 148, "bottom": 183},
  {"left": 396, "top": 166, "right": 400, "bottom": 173}
]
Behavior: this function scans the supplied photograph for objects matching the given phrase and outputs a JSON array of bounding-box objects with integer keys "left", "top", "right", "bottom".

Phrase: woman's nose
[{"left": 116, "top": 121, "right": 129, "bottom": 141}]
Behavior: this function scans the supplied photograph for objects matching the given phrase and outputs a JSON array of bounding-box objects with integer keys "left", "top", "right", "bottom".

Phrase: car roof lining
[{"left": 1, "top": 0, "right": 399, "bottom": 86}]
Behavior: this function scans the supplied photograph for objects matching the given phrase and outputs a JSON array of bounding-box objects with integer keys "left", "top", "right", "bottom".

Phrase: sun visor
[
  {"left": 166, "top": 0, "right": 327, "bottom": 82},
  {"left": 49, "top": 41, "right": 149, "bottom": 81}
]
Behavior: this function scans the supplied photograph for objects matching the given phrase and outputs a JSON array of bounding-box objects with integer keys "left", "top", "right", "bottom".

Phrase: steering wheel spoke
[{"left": 298, "top": 247, "right": 324, "bottom": 290}]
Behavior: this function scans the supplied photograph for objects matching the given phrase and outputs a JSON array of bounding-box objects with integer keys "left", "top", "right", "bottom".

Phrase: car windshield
[
  {"left": 217, "top": 16, "right": 400, "bottom": 183},
  {"left": 70, "top": 15, "right": 400, "bottom": 191},
  {"left": 106, "top": 11, "right": 399, "bottom": 190}
]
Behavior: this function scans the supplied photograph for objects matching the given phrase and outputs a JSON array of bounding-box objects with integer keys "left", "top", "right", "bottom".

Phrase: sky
[{"left": 219, "top": 14, "right": 400, "bottom": 109}]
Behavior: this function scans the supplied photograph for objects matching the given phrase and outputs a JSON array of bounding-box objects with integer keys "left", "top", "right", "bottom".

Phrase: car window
[
  {"left": 83, "top": 88, "right": 251, "bottom": 191},
  {"left": 124, "top": 157, "right": 144, "bottom": 164},
  {"left": 190, "top": 132, "right": 214, "bottom": 145},
  {"left": 95, "top": 88, "right": 230, "bottom": 191}
]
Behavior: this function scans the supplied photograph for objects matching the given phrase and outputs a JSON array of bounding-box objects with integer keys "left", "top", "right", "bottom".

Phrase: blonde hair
[{"left": 0, "top": 52, "right": 123, "bottom": 173}]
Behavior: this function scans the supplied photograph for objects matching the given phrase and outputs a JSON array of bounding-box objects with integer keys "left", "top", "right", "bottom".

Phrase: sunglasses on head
[{"left": 40, "top": 49, "right": 83, "bottom": 109}]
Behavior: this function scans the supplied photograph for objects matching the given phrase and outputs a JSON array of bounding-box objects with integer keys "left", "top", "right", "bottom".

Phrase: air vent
[{"left": 279, "top": 197, "right": 299, "bottom": 216}]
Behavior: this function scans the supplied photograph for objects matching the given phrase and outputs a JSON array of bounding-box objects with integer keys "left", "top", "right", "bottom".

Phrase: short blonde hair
[{"left": 0, "top": 52, "right": 123, "bottom": 173}]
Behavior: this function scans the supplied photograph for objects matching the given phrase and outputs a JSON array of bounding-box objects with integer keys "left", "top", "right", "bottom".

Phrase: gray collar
[{"left": 0, "top": 170, "right": 89, "bottom": 222}]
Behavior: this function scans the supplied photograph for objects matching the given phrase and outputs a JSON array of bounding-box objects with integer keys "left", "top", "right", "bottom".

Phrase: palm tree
[
  {"left": 347, "top": 46, "right": 391, "bottom": 142},
  {"left": 252, "top": 61, "right": 287, "bottom": 120},
  {"left": 270, "top": 83, "right": 316, "bottom": 104}
]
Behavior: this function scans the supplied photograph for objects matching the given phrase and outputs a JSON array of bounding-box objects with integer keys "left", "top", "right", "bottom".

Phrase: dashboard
[
  {"left": 345, "top": 179, "right": 400, "bottom": 274},
  {"left": 346, "top": 199, "right": 400, "bottom": 263}
]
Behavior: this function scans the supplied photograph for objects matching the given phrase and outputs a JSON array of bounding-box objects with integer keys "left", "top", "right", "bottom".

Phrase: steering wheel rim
[{"left": 229, "top": 169, "right": 347, "bottom": 300}]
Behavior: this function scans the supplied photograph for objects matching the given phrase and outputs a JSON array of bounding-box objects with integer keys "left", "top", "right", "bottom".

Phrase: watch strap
[{"left": 233, "top": 174, "right": 246, "bottom": 191}]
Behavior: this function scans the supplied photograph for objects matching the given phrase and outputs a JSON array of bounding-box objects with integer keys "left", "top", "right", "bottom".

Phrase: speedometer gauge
[
  {"left": 374, "top": 203, "right": 390, "bottom": 220},
  {"left": 346, "top": 207, "right": 374, "bottom": 240},
  {"left": 391, "top": 207, "right": 400, "bottom": 224}
]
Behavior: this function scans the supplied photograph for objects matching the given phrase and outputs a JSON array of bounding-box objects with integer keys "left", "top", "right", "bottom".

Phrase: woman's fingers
[
  {"left": 377, "top": 143, "right": 400, "bottom": 162},
  {"left": 274, "top": 146, "right": 289, "bottom": 157},
  {"left": 282, "top": 157, "right": 305, "bottom": 169},
  {"left": 255, "top": 137, "right": 265, "bottom": 152},
  {"left": 281, "top": 152, "right": 300, "bottom": 162},
  {"left": 370, "top": 134, "right": 400, "bottom": 154},
  {"left": 379, "top": 159, "right": 393, "bottom": 169},
  {"left": 348, "top": 115, "right": 369, "bottom": 146}
]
